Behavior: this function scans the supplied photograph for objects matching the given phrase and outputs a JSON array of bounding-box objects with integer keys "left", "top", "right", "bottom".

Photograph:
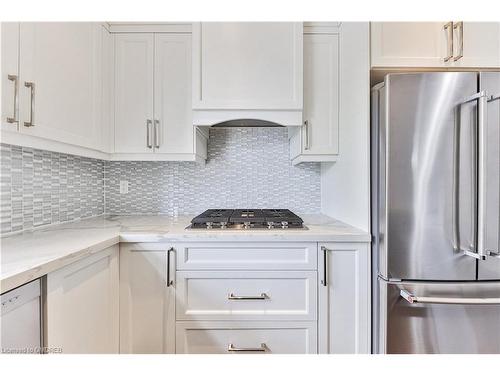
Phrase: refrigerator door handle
[
  {"left": 400, "top": 289, "right": 500, "bottom": 305},
  {"left": 456, "top": 91, "right": 489, "bottom": 260}
]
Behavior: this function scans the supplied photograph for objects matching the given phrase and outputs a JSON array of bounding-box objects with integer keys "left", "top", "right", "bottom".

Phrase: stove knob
[
  {"left": 243, "top": 222, "right": 251, "bottom": 230},
  {"left": 267, "top": 222, "right": 274, "bottom": 229},
  {"left": 220, "top": 222, "right": 227, "bottom": 229},
  {"left": 206, "top": 222, "right": 213, "bottom": 229},
  {"left": 281, "top": 221, "right": 289, "bottom": 229}
]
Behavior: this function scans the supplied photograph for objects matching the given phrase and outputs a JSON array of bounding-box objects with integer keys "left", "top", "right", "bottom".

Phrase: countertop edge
[{"left": 0, "top": 236, "right": 120, "bottom": 294}]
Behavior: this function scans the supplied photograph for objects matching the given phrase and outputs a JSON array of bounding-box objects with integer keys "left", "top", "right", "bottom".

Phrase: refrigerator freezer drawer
[{"left": 378, "top": 279, "right": 500, "bottom": 354}]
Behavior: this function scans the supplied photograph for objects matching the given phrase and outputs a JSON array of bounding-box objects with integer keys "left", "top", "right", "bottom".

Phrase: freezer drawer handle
[{"left": 400, "top": 289, "right": 500, "bottom": 305}]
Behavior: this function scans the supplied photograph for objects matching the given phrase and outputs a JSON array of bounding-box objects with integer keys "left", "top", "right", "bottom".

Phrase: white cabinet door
[
  {"left": 1, "top": 23, "right": 20, "bottom": 132},
  {"left": 18, "top": 23, "right": 103, "bottom": 150},
  {"left": 192, "top": 22, "right": 303, "bottom": 110},
  {"left": 371, "top": 22, "right": 448, "bottom": 67},
  {"left": 114, "top": 33, "right": 154, "bottom": 153},
  {"left": 154, "top": 33, "right": 193, "bottom": 154},
  {"left": 318, "top": 242, "right": 371, "bottom": 354},
  {"left": 453, "top": 22, "right": 500, "bottom": 68},
  {"left": 119, "top": 244, "right": 175, "bottom": 353},
  {"left": 290, "top": 30, "right": 340, "bottom": 163},
  {"left": 46, "top": 245, "right": 119, "bottom": 354}
]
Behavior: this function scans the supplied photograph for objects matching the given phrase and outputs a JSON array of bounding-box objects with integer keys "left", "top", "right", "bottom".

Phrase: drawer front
[
  {"left": 176, "top": 242, "right": 317, "bottom": 270},
  {"left": 176, "top": 321, "right": 317, "bottom": 354},
  {"left": 176, "top": 271, "right": 317, "bottom": 321}
]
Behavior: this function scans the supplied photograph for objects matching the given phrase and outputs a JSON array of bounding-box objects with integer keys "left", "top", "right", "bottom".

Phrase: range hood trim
[{"left": 192, "top": 109, "right": 303, "bottom": 127}]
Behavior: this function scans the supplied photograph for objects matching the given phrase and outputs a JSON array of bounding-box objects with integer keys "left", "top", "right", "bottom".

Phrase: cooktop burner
[{"left": 188, "top": 209, "right": 305, "bottom": 230}]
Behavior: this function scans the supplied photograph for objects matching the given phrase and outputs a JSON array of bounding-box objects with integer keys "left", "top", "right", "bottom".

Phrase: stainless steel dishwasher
[{"left": 1, "top": 279, "right": 42, "bottom": 354}]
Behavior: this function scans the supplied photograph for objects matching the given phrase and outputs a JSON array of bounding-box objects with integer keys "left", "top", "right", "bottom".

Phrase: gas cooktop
[{"left": 188, "top": 209, "right": 306, "bottom": 230}]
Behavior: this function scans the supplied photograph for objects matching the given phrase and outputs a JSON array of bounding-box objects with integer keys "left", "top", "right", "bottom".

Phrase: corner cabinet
[
  {"left": 289, "top": 23, "right": 340, "bottom": 165},
  {"left": 113, "top": 31, "right": 207, "bottom": 162},
  {"left": 45, "top": 245, "right": 119, "bottom": 354},
  {"left": 119, "top": 243, "right": 176, "bottom": 354},
  {"left": 318, "top": 242, "right": 371, "bottom": 354},
  {"left": 371, "top": 22, "right": 500, "bottom": 68}
]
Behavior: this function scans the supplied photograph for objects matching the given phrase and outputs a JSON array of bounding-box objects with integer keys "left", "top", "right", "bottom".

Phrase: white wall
[{"left": 321, "top": 22, "right": 371, "bottom": 232}]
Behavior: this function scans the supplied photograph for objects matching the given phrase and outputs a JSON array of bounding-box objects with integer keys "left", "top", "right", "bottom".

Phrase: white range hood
[{"left": 191, "top": 22, "right": 304, "bottom": 127}]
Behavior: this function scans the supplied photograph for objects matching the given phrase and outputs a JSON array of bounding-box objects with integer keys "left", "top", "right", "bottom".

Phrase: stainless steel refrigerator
[{"left": 371, "top": 72, "right": 500, "bottom": 354}]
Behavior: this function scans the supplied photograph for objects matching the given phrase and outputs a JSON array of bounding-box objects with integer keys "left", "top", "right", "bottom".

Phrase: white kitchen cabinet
[
  {"left": 371, "top": 22, "right": 500, "bottom": 68},
  {"left": 176, "top": 270, "right": 317, "bottom": 321},
  {"left": 318, "top": 242, "right": 370, "bottom": 354},
  {"left": 176, "top": 321, "right": 317, "bottom": 354},
  {"left": 452, "top": 22, "right": 500, "bottom": 68},
  {"left": 192, "top": 22, "right": 303, "bottom": 126},
  {"left": 113, "top": 32, "right": 207, "bottom": 161},
  {"left": 114, "top": 33, "right": 154, "bottom": 154},
  {"left": 17, "top": 23, "right": 104, "bottom": 150},
  {"left": 154, "top": 33, "right": 195, "bottom": 154},
  {"left": 290, "top": 23, "right": 340, "bottom": 164},
  {"left": 175, "top": 241, "right": 317, "bottom": 270},
  {"left": 119, "top": 243, "right": 175, "bottom": 354},
  {"left": 45, "top": 245, "right": 119, "bottom": 354},
  {"left": 1, "top": 23, "right": 20, "bottom": 132}
]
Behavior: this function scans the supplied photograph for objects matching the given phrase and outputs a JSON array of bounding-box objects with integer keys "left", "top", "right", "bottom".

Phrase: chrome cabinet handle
[
  {"left": 304, "top": 120, "right": 310, "bottom": 150},
  {"left": 400, "top": 289, "right": 500, "bottom": 305},
  {"left": 228, "top": 292, "right": 269, "bottom": 300},
  {"left": 453, "top": 21, "right": 464, "bottom": 61},
  {"left": 227, "top": 343, "right": 268, "bottom": 352},
  {"left": 24, "top": 81, "right": 35, "bottom": 127},
  {"left": 6, "top": 74, "right": 18, "bottom": 124},
  {"left": 444, "top": 21, "right": 454, "bottom": 62},
  {"left": 320, "top": 246, "right": 328, "bottom": 286},
  {"left": 166, "top": 247, "right": 174, "bottom": 287},
  {"left": 154, "top": 119, "right": 160, "bottom": 148},
  {"left": 146, "top": 119, "right": 152, "bottom": 148}
]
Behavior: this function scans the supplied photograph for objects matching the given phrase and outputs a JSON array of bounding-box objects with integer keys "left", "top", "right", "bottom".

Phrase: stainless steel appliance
[
  {"left": 371, "top": 72, "right": 500, "bottom": 354},
  {"left": 1, "top": 279, "right": 42, "bottom": 354},
  {"left": 188, "top": 209, "right": 305, "bottom": 230}
]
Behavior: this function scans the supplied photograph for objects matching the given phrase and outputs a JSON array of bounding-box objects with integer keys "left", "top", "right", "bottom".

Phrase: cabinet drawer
[
  {"left": 176, "top": 321, "right": 317, "bottom": 354},
  {"left": 176, "top": 242, "right": 317, "bottom": 270},
  {"left": 176, "top": 270, "right": 317, "bottom": 321}
]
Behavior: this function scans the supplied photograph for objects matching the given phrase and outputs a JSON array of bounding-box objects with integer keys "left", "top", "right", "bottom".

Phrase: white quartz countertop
[{"left": 0, "top": 214, "right": 370, "bottom": 293}]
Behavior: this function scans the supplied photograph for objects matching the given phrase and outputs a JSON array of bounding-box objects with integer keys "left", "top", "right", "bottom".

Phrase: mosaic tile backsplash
[
  {"left": 0, "top": 144, "right": 104, "bottom": 234},
  {"left": 1, "top": 128, "right": 320, "bottom": 234},
  {"left": 105, "top": 128, "right": 321, "bottom": 215}
]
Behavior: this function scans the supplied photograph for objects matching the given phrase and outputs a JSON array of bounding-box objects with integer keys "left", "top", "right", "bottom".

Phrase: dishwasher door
[{"left": 1, "top": 279, "right": 42, "bottom": 354}]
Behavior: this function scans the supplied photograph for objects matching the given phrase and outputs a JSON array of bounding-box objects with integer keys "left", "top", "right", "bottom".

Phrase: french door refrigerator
[{"left": 371, "top": 72, "right": 500, "bottom": 354}]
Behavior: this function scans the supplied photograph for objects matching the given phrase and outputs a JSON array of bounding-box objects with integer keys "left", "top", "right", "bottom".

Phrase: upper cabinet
[
  {"left": 192, "top": 22, "right": 303, "bottom": 126},
  {"left": 1, "top": 22, "right": 110, "bottom": 159},
  {"left": 19, "top": 23, "right": 104, "bottom": 150},
  {"left": 290, "top": 23, "right": 340, "bottom": 164},
  {"left": 371, "top": 22, "right": 500, "bottom": 68},
  {"left": 1, "top": 23, "right": 20, "bottom": 132},
  {"left": 113, "top": 31, "right": 207, "bottom": 161}
]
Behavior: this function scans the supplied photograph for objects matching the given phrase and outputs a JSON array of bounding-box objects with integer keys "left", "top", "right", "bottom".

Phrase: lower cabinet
[
  {"left": 176, "top": 321, "right": 317, "bottom": 354},
  {"left": 119, "top": 243, "right": 176, "bottom": 353},
  {"left": 173, "top": 241, "right": 319, "bottom": 354},
  {"left": 45, "top": 245, "right": 119, "bottom": 354},
  {"left": 318, "top": 242, "right": 371, "bottom": 353}
]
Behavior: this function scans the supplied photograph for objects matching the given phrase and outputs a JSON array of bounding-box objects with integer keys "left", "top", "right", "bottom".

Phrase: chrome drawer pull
[
  {"left": 400, "top": 289, "right": 500, "bottom": 305},
  {"left": 228, "top": 343, "right": 268, "bottom": 352},
  {"left": 228, "top": 292, "right": 269, "bottom": 300}
]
